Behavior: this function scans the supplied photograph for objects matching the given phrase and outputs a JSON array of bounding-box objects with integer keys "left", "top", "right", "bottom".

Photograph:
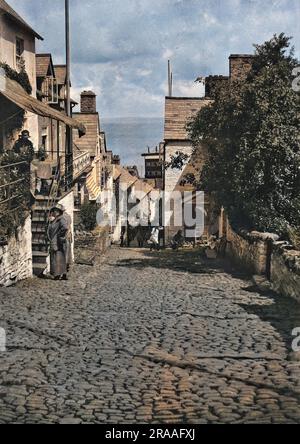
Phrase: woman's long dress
[{"left": 47, "top": 215, "right": 68, "bottom": 277}]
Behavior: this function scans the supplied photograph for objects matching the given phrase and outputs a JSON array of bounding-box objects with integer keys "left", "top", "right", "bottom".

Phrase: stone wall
[
  {"left": 225, "top": 221, "right": 300, "bottom": 303},
  {"left": 225, "top": 223, "right": 275, "bottom": 275},
  {"left": 271, "top": 244, "right": 300, "bottom": 303},
  {"left": 0, "top": 216, "right": 32, "bottom": 287}
]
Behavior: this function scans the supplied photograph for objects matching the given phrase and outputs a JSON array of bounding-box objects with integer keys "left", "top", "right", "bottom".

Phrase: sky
[{"left": 8, "top": 0, "right": 300, "bottom": 118}]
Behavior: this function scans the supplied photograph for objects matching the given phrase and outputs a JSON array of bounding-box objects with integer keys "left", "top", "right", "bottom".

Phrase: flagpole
[{"left": 65, "top": 0, "right": 73, "bottom": 188}]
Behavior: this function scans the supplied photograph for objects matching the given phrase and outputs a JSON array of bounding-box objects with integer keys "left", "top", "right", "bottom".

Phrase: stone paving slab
[{"left": 0, "top": 247, "right": 300, "bottom": 424}]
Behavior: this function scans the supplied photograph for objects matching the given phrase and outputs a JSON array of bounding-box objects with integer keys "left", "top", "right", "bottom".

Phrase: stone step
[
  {"left": 33, "top": 263, "right": 47, "bottom": 277},
  {"left": 32, "top": 251, "right": 48, "bottom": 264},
  {"left": 32, "top": 215, "right": 48, "bottom": 223},
  {"left": 31, "top": 225, "right": 47, "bottom": 233},
  {"left": 32, "top": 206, "right": 51, "bottom": 213},
  {"left": 32, "top": 240, "right": 48, "bottom": 251}
]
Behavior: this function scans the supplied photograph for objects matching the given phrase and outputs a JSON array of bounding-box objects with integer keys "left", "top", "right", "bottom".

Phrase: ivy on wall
[{"left": 0, "top": 151, "right": 32, "bottom": 239}]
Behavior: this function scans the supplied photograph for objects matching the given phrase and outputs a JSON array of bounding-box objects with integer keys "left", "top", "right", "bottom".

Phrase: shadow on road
[
  {"left": 238, "top": 293, "right": 300, "bottom": 356},
  {"left": 113, "top": 247, "right": 300, "bottom": 357},
  {"left": 113, "top": 247, "right": 249, "bottom": 278}
]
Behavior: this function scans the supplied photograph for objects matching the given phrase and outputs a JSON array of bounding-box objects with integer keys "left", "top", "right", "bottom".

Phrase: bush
[{"left": 188, "top": 34, "right": 300, "bottom": 237}]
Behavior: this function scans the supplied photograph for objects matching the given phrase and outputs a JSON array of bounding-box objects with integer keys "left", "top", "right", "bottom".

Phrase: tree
[{"left": 188, "top": 33, "right": 300, "bottom": 238}]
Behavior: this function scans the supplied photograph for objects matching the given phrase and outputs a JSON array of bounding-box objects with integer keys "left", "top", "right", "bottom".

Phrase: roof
[
  {"left": 141, "top": 152, "right": 161, "bottom": 158},
  {"left": 0, "top": 0, "right": 43, "bottom": 40},
  {"left": 72, "top": 113, "right": 100, "bottom": 157},
  {"left": 229, "top": 54, "right": 254, "bottom": 59},
  {"left": 132, "top": 179, "right": 153, "bottom": 197},
  {"left": 113, "top": 165, "right": 122, "bottom": 181},
  {"left": 0, "top": 75, "right": 86, "bottom": 135},
  {"left": 114, "top": 165, "right": 139, "bottom": 191},
  {"left": 54, "top": 65, "right": 67, "bottom": 85},
  {"left": 36, "top": 54, "right": 55, "bottom": 78},
  {"left": 164, "top": 97, "right": 211, "bottom": 141},
  {"left": 86, "top": 174, "right": 101, "bottom": 201}
]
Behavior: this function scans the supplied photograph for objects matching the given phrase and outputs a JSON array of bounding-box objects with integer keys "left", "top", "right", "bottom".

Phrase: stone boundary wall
[
  {"left": 225, "top": 221, "right": 300, "bottom": 303},
  {"left": 225, "top": 223, "right": 276, "bottom": 275},
  {"left": 271, "top": 244, "right": 300, "bottom": 304},
  {"left": 0, "top": 216, "right": 32, "bottom": 287}
]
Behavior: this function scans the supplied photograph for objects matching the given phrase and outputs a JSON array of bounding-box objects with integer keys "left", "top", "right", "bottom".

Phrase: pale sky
[{"left": 8, "top": 0, "right": 300, "bottom": 118}]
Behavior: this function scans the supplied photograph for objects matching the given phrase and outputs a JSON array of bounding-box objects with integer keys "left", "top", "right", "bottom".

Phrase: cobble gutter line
[{"left": 116, "top": 348, "right": 300, "bottom": 403}]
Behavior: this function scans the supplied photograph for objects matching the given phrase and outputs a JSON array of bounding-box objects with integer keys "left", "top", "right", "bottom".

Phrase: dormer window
[{"left": 16, "top": 37, "right": 25, "bottom": 70}]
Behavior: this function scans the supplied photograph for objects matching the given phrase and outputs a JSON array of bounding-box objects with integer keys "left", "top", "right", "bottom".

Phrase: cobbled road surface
[{"left": 0, "top": 247, "right": 300, "bottom": 424}]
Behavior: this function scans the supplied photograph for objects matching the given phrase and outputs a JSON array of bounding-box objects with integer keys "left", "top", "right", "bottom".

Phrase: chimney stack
[
  {"left": 80, "top": 90, "right": 97, "bottom": 113},
  {"left": 229, "top": 55, "right": 254, "bottom": 81}
]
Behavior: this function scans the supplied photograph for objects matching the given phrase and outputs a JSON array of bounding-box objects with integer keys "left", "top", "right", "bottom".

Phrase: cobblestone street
[{"left": 0, "top": 247, "right": 300, "bottom": 424}]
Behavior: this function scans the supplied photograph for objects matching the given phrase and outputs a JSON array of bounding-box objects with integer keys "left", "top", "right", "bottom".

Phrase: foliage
[
  {"left": 0, "top": 60, "right": 32, "bottom": 136},
  {"left": 0, "top": 60, "right": 32, "bottom": 94},
  {"left": 0, "top": 62, "right": 33, "bottom": 238},
  {"left": 287, "top": 227, "right": 300, "bottom": 250},
  {"left": 165, "top": 151, "right": 191, "bottom": 170},
  {"left": 188, "top": 33, "right": 300, "bottom": 238},
  {"left": 80, "top": 202, "right": 98, "bottom": 231},
  {"left": 0, "top": 151, "right": 31, "bottom": 238}
]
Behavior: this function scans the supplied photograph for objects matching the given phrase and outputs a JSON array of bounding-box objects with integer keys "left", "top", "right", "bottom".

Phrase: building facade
[
  {"left": 163, "top": 96, "right": 211, "bottom": 244},
  {"left": 0, "top": 0, "right": 43, "bottom": 149}
]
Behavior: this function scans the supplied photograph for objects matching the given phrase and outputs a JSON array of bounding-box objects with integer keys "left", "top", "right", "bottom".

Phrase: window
[
  {"left": 16, "top": 38, "right": 25, "bottom": 70},
  {"left": 42, "top": 135, "right": 47, "bottom": 150}
]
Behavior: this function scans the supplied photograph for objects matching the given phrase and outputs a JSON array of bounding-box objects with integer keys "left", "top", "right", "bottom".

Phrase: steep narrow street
[{"left": 0, "top": 247, "right": 300, "bottom": 424}]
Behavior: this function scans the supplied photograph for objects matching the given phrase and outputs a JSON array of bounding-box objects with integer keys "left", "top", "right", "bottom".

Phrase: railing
[
  {"left": 34, "top": 150, "right": 91, "bottom": 193},
  {"left": 0, "top": 161, "right": 30, "bottom": 217}
]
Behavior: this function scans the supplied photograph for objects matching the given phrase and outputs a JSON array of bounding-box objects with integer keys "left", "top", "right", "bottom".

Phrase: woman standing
[{"left": 47, "top": 204, "right": 69, "bottom": 281}]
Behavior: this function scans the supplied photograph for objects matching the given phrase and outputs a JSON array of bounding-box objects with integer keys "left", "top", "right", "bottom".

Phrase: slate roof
[
  {"left": 0, "top": 0, "right": 43, "bottom": 39},
  {"left": 54, "top": 65, "right": 67, "bottom": 85},
  {"left": 36, "top": 54, "right": 54, "bottom": 78},
  {"left": 72, "top": 113, "right": 100, "bottom": 157},
  {"left": 164, "top": 97, "right": 211, "bottom": 141}
]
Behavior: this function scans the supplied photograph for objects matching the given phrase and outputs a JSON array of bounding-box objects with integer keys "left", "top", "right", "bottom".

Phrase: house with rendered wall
[
  {"left": 163, "top": 96, "right": 211, "bottom": 245},
  {"left": 0, "top": 0, "right": 42, "bottom": 150},
  {"left": 0, "top": 0, "right": 88, "bottom": 284}
]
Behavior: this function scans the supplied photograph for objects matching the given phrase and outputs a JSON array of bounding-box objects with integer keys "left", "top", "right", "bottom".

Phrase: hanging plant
[
  {"left": 0, "top": 59, "right": 32, "bottom": 94},
  {"left": 0, "top": 60, "right": 32, "bottom": 136}
]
